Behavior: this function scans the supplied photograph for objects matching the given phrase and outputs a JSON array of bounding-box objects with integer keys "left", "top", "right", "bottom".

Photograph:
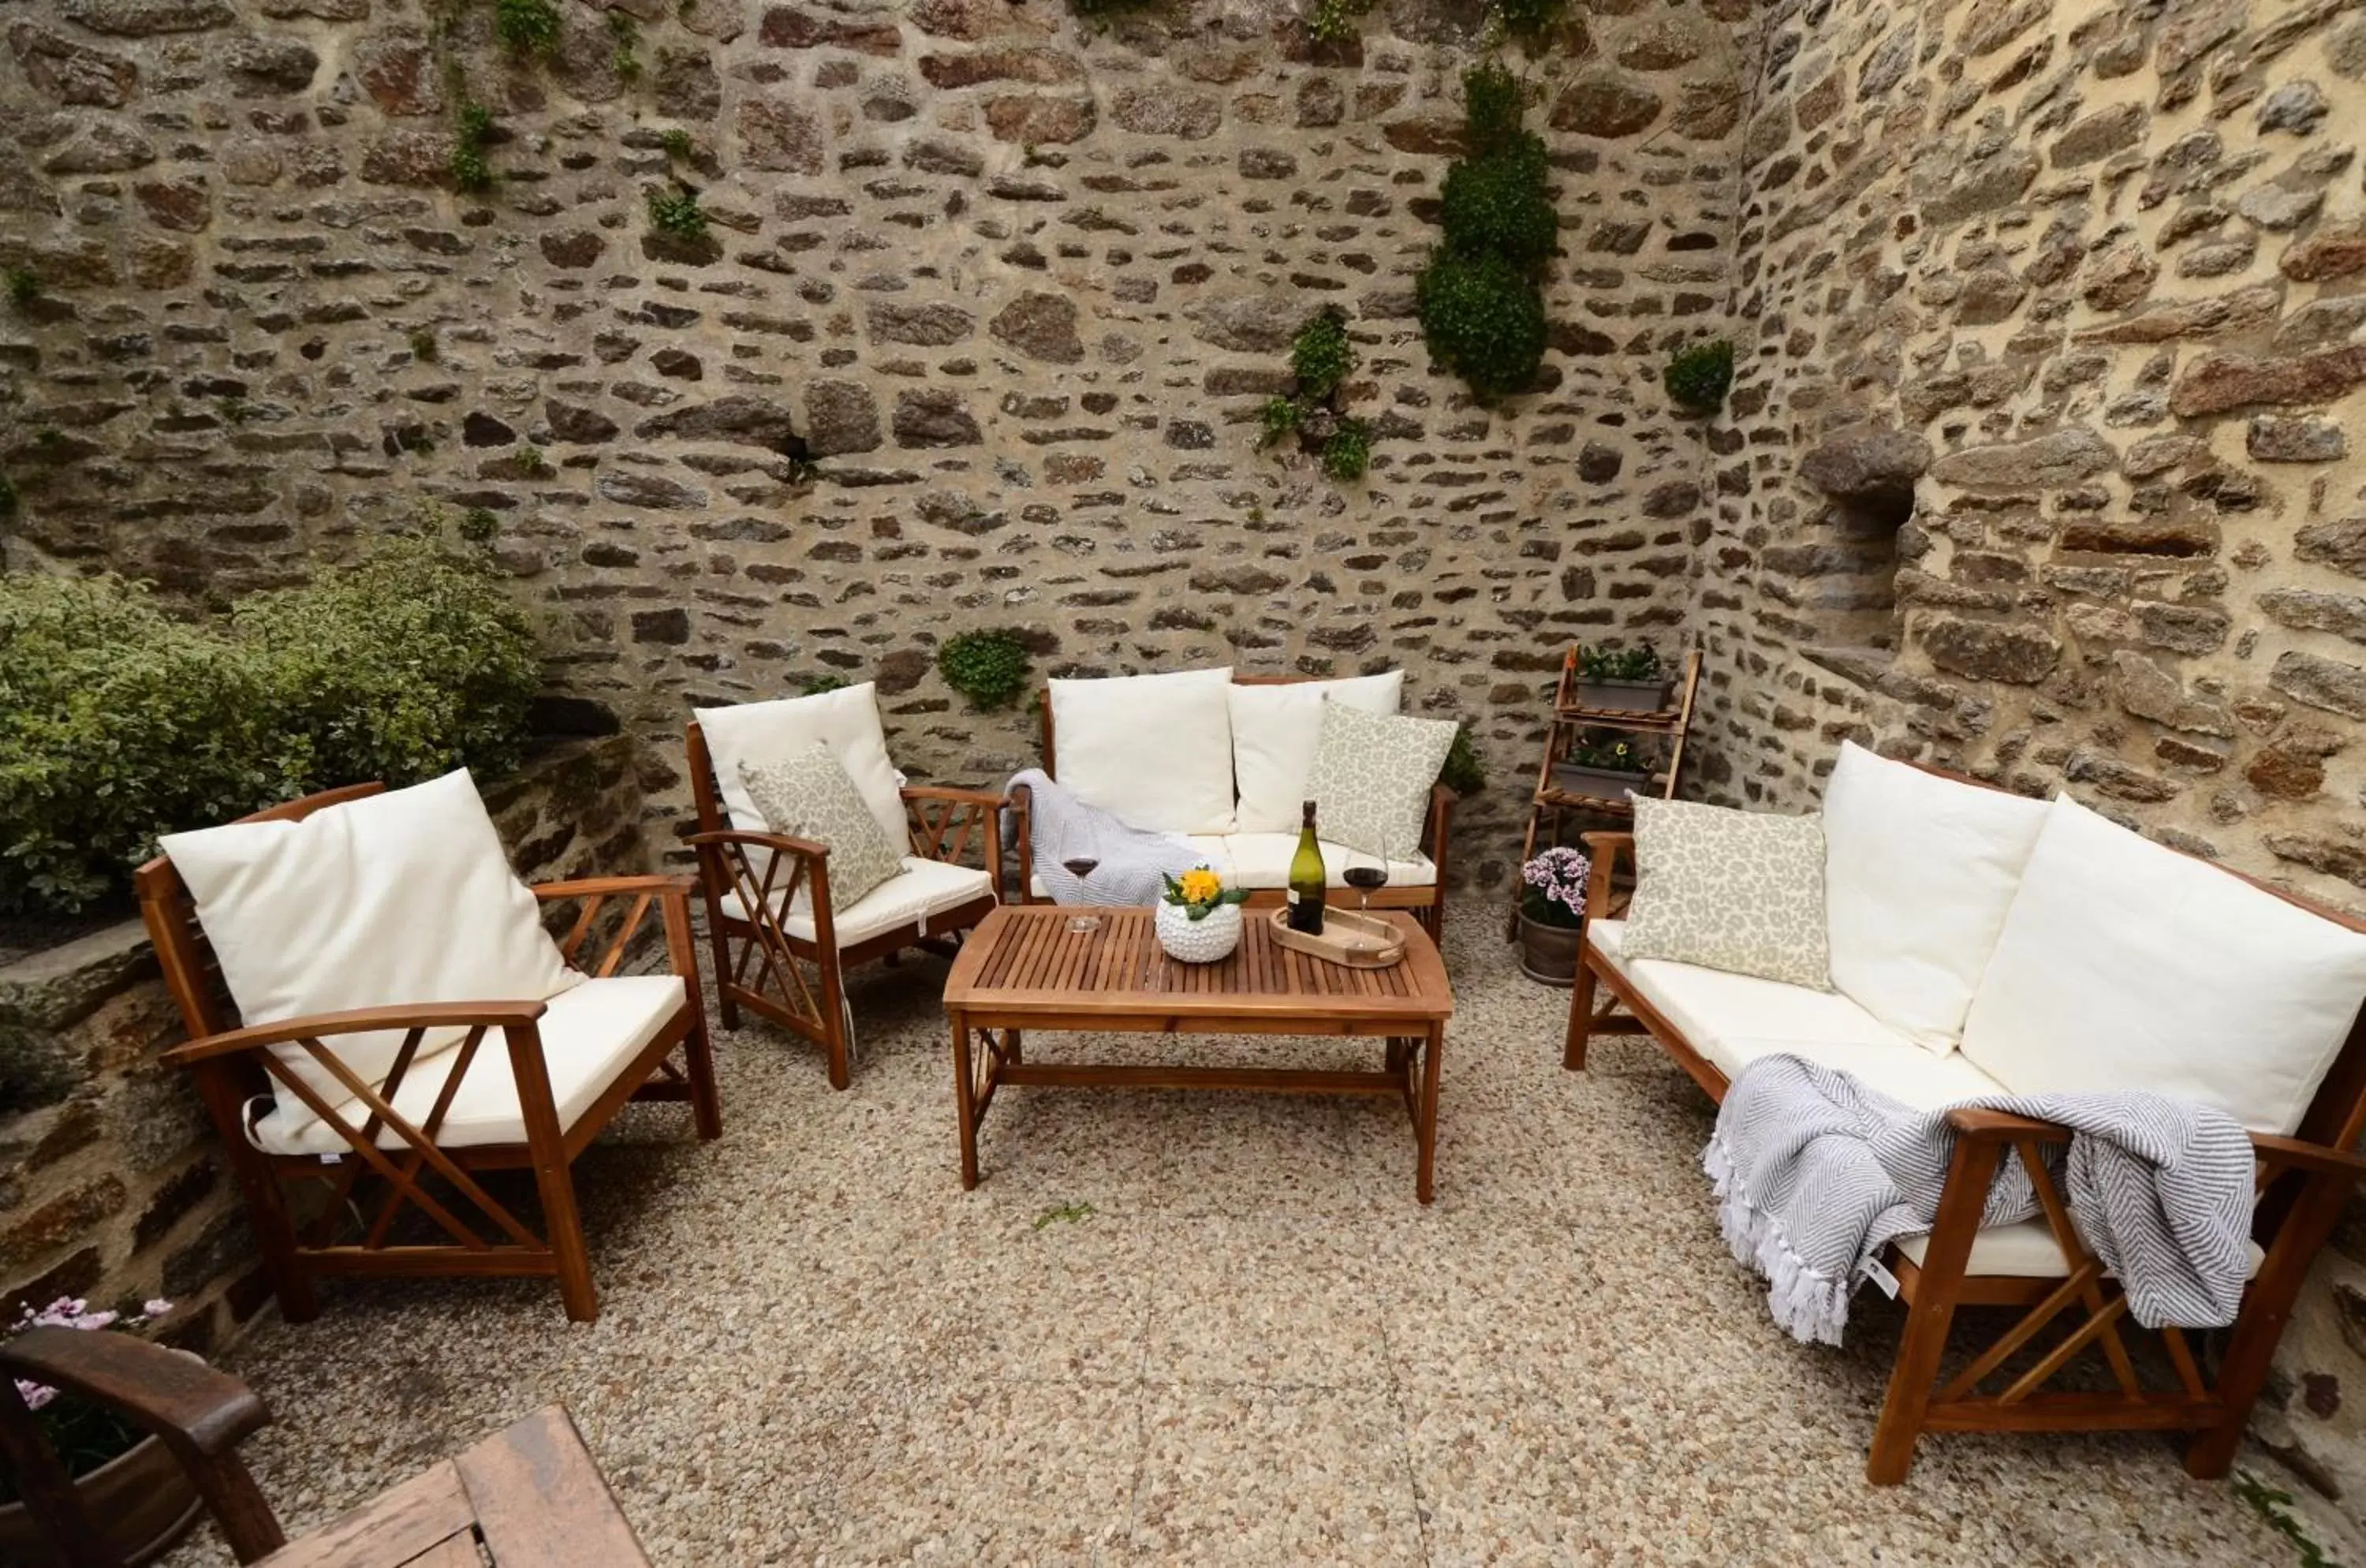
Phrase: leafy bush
[
  {"left": 1439, "top": 721, "right": 1485, "bottom": 796},
  {"left": 0, "top": 538, "right": 541, "bottom": 917},
  {"left": 1461, "top": 61, "right": 1527, "bottom": 159},
  {"left": 1416, "top": 250, "right": 1547, "bottom": 399},
  {"left": 1289, "top": 307, "right": 1355, "bottom": 402},
  {"left": 647, "top": 185, "right": 709, "bottom": 242},
  {"left": 1322, "top": 419, "right": 1371, "bottom": 482},
  {"left": 1439, "top": 133, "right": 1556, "bottom": 267},
  {"left": 1665, "top": 339, "right": 1735, "bottom": 413},
  {"left": 494, "top": 0, "right": 561, "bottom": 57},
  {"left": 936, "top": 631, "right": 1032, "bottom": 711}
]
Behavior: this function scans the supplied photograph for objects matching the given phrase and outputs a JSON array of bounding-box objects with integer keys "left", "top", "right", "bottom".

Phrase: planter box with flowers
[
  {"left": 1551, "top": 738, "right": 1654, "bottom": 803},
  {"left": 1573, "top": 645, "right": 1671, "bottom": 714},
  {"left": 0, "top": 1297, "right": 201, "bottom": 1567},
  {"left": 1516, "top": 847, "right": 1588, "bottom": 986}
]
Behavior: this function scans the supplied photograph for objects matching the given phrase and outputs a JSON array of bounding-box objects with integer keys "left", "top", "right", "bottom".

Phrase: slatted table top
[{"left": 945, "top": 906, "right": 1454, "bottom": 1023}]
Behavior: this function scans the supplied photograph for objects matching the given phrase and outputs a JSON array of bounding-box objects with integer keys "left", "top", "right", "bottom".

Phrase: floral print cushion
[
  {"left": 741, "top": 742, "right": 909, "bottom": 911},
  {"left": 1620, "top": 797, "right": 1833, "bottom": 990},
  {"left": 1302, "top": 700, "right": 1459, "bottom": 860}
]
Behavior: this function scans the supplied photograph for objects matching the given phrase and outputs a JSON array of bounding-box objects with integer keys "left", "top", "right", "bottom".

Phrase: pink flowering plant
[
  {"left": 1, "top": 1296, "right": 171, "bottom": 1501},
  {"left": 1520, "top": 846, "right": 1590, "bottom": 931}
]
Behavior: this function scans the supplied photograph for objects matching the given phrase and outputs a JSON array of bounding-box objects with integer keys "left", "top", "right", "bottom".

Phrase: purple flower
[{"left": 1521, "top": 847, "right": 1591, "bottom": 921}]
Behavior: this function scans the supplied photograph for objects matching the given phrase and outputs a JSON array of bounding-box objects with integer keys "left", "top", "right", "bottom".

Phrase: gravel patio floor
[{"left": 162, "top": 907, "right": 2304, "bottom": 1566}]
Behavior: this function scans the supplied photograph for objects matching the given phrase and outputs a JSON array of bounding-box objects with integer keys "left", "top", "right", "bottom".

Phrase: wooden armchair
[
  {"left": 686, "top": 684, "right": 1003, "bottom": 1090},
  {"left": 136, "top": 775, "right": 721, "bottom": 1326},
  {"left": 0, "top": 1327, "right": 646, "bottom": 1566}
]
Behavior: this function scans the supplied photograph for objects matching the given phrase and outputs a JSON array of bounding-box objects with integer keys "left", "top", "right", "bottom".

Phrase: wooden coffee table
[{"left": 942, "top": 905, "right": 1455, "bottom": 1201}]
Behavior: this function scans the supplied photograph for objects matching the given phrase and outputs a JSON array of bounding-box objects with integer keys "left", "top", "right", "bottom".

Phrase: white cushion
[
  {"left": 250, "top": 974, "right": 684, "bottom": 1155},
  {"left": 695, "top": 684, "right": 907, "bottom": 851},
  {"left": 1227, "top": 672, "right": 1403, "bottom": 832},
  {"left": 1959, "top": 797, "right": 2366, "bottom": 1136},
  {"left": 159, "top": 771, "right": 581, "bottom": 1141},
  {"left": 1822, "top": 742, "right": 2049, "bottom": 1053},
  {"left": 1588, "top": 919, "right": 2005, "bottom": 1109},
  {"left": 1221, "top": 832, "right": 1438, "bottom": 890},
  {"left": 725, "top": 856, "right": 994, "bottom": 947},
  {"left": 1894, "top": 1220, "right": 2264, "bottom": 1282},
  {"left": 1049, "top": 667, "right": 1237, "bottom": 834}
]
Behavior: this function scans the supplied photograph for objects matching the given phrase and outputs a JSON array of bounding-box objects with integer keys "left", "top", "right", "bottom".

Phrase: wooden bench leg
[
  {"left": 1868, "top": 1139, "right": 2000, "bottom": 1484},
  {"left": 1562, "top": 959, "right": 1597, "bottom": 1071},
  {"left": 819, "top": 953, "right": 851, "bottom": 1092},
  {"left": 2187, "top": 1169, "right": 2353, "bottom": 1478}
]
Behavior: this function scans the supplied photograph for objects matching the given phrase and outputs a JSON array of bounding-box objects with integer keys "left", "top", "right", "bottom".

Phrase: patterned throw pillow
[
  {"left": 1621, "top": 797, "right": 1832, "bottom": 990},
  {"left": 740, "top": 743, "right": 908, "bottom": 913},
  {"left": 1301, "top": 699, "right": 1459, "bottom": 860}
]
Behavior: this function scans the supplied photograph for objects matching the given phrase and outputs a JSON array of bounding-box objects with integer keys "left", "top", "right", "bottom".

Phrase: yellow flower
[{"left": 1179, "top": 867, "right": 1223, "bottom": 905}]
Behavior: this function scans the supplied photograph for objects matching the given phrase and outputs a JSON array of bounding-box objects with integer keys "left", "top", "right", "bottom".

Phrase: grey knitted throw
[
  {"left": 1002, "top": 768, "right": 1210, "bottom": 907},
  {"left": 1704, "top": 1053, "right": 2255, "bottom": 1346}
]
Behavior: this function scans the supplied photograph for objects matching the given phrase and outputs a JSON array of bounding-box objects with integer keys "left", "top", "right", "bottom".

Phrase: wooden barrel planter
[{"left": 0, "top": 1431, "right": 203, "bottom": 1566}]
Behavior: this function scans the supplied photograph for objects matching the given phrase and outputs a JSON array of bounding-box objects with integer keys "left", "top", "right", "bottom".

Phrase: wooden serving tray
[{"left": 1266, "top": 905, "right": 1407, "bottom": 969}]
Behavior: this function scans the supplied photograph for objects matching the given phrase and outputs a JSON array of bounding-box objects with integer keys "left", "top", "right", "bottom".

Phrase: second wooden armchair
[{"left": 687, "top": 682, "right": 1003, "bottom": 1089}]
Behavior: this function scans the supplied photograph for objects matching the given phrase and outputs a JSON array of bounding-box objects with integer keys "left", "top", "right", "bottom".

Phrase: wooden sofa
[
  {"left": 1007, "top": 667, "right": 1454, "bottom": 939},
  {"left": 1562, "top": 745, "right": 2366, "bottom": 1483}
]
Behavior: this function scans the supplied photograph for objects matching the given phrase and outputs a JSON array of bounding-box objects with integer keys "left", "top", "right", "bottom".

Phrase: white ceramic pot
[{"left": 1157, "top": 899, "right": 1242, "bottom": 963}]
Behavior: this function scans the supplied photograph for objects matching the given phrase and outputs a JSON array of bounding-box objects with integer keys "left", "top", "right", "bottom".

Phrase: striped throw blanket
[
  {"left": 1704, "top": 1054, "right": 2255, "bottom": 1346},
  {"left": 1002, "top": 768, "right": 1208, "bottom": 907}
]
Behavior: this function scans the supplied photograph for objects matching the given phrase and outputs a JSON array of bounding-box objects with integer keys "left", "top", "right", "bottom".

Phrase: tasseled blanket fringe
[{"left": 1704, "top": 1132, "right": 1854, "bottom": 1347}]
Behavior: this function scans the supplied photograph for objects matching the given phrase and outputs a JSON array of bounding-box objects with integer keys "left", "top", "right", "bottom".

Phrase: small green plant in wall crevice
[
  {"left": 647, "top": 183, "right": 709, "bottom": 243},
  {"left": 937, "top": 631, "right": 1034, "bottom": 712},
  {"left": 494, "top": 0, "right": 562, "bottom": 58},
  {"left": 608, "top": 11, "right": 643, "bottom": 83},
  {"left": 1664, "top": 338, "right": 1735, "bottom": 414},
  {"left": 450, "top": 102, "right": 496, "bottom": 193},
  {"left": 5, "top": 269, "right": 39, "bottom": 310},
  {"left": 1259, "top": 306, "right": 1377, "bottom": 483}
]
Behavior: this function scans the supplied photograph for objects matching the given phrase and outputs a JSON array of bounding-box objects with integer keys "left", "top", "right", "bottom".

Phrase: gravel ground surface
[{"left": 162, "top": 907, "right": 2301, "bottom": 1566}]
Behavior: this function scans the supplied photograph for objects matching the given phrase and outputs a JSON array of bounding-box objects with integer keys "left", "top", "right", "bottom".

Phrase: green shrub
[
  {"left": 1665, "top": 339, "right": 1735, "bottom": 413},
  {"left": 1307, "top": 0, "right": 1368, "bottom": 42},
  {"left": 1289, "top": 307, "right": 1355, "bottom": 402},
  {"left": 1461, "top": 61, "right": 1527, "bottom": 159},
  {"left": 494, "top": 0, "right": 561, "bottom": 57},
  {"left": 647, "top": 185, "right": 708, "bottom": 242},
  {"left": 936, "top": 631, "right": 1032, "bottom": 711},
  {"left": 1439, "top": 133, "right": 1556, "bottom": 267},
  {"left": 0, "top": 538, "right": 541, "bottom": 917},
  {"left": 1439, "top": 722, "right": 1485, "bottom": 795},
  {"left": 1416, "top": 249, "right": 1546, "bottom": 399},
  {"left": 1321, "top": 419, "right": 1371, "bottom": 482},
  {"left": 3, "top": 269, "right": 37, "bottom": 308},
  {"left": 1494, "top": 0, "right": 1566, "bottom": 43},
  {"left": 1257, "top": 394, "right": 1301, "bottom": 448},
  {"left": 799, "top": 672, "right": 850, "bottom": 695}
]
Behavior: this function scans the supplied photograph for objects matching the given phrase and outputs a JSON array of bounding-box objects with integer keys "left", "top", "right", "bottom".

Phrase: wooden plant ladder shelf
[{"left": 1506, "top": 645, "right": 1701, "bottom": 939}]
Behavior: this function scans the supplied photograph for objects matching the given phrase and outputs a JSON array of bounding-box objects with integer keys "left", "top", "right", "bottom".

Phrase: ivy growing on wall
[
  {"left": 1258, "top": 308, "right": 1375, "bottom": 483},
  {"left": 449, "top": 102, "right": 496, "bottom": 192},
  {"left": 936, "top": 631, "right": 1034, "bottom": 712},
  {"left": 1664, "top": 339, "right": 1735, "bottom": 413},
  {"left": 1417, "top": 62, "right": 1556, "bottom": 401}
]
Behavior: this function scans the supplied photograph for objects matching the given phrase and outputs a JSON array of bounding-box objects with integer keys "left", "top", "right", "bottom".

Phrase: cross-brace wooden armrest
[
  {"left": 1, "top": 1326, "right": 287, "bottom": 1562},
  {"left": 1945, "top": 1107, "right": 2072, "bottom": 1143},
  {"left": 901, "top": 785, "right": 1005, "bottom": 882},
  {"left": 532, "top": 872, "right": 698, "bottom": 899},
  {"left": 159, "top": 1001, "right": 550, "bottom": 1066},
  {"left": 534, "top": 872, "right": 702, "bottom": 980},
  {"left": 901, "top": 785, "right": 1006, "bottom": 809},
  {"left": 2246, "top": 1133, "right": 2366, "bottom": 1182},
  {"left": 682, "top": 827, "right": 831, "bottom": 861}
]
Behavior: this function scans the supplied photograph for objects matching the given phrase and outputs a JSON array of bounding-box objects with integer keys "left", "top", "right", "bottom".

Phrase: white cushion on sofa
[
  {"left": 1589, "top": 920, "right": 2006, "bottom": 1108},
  {"left": 159, "top": 771, "right": 582, "bottom": 1139},
  {"left": 1894, "top": 1218, "right": 2265, "bottom": 1281},
  {"left": 1223, "top": 833, "right": 1437, "bottom": 890},
  {"left": 1050, "top": 666, "right": 1237, "bottom": 834},
  {"left": 695, "top": 683, "right": 908, "bottom": 851},
  {"left": 1959, "top": 797, "right": 2366, "bottom": 1136},
  {"left": 1227, "top": 672, "right": 1403, "bottom": 832},
  {"left": 251, "top": 973, "right": 682, "bottom": 1156},
  {"left": 1822, "top": 742, "right": 2049, "bottom": 1054},
  {"left": 726, "top": 856, "right": 995, "bottom": 947}
]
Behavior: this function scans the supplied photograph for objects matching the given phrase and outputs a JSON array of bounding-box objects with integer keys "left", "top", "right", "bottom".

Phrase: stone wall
[
  {"left": 1699, "top": 0, "right": 2366, "bottom": 1522},
  {"left": 0, "top": 0, "right": 1753, "bottom": 889},
  {"left": 0, "top": 735, "right": 647, "bottom": 1353}
]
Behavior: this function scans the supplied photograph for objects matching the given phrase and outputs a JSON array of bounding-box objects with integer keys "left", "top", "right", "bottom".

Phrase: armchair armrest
[
  {"left": 160, "top": 1001, "right": 549, "bottom": 1066},
  {"left": 682, "top": 827, "right": 831, "bottom": 861},
  {"left": 1, "top": 1327, "right": 267, "bottom": 1460},
  {"left": 1944, "top": 1107, "right": 2073, "bottom": 1144},
  {"left": 532, "top": 873, "right": 697, "bottom": 900},
  {"left": 2248, "top": 1133, "right": 2366, "bottom": 1182},
  {"left": 901, "top": 785, "right": 1006, "bottom": 809},
  {"left": 1006, "top": 782, "right": 1035, "bottom": 902},
  {"left": 1424, "top": 784, "right": 1454, "bottom": 861},
  {"left": 901, "top": 785, "right": 1006, "bottom": 886}
]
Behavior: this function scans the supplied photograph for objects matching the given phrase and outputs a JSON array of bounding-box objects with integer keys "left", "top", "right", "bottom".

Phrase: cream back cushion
[
  {"left": 1228, "top": 671, "right": 1404, "bottom": 833},
  {"left": 1049, "top": 666, "right": 1237, "bottom": 834},
  {"left": 1621, "top": 797, "right": 1832, "bottom": 990},
  {"left": 1960, "top": 797, "right": 2366, "bottom": 1136},
  {"left": 1822, "top": 742, "right": 2049, "bottom": 1054},
  {"left": 159, "top": 770, "right": 581, "bottom": 1135},
  {"left": 695, "top": 682, "right": 907, "bottom": 850}
]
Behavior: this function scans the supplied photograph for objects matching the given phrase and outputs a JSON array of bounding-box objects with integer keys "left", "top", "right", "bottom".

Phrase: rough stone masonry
[{"left": 7, "top": 0, "right": 2366, "bottom": 1526}]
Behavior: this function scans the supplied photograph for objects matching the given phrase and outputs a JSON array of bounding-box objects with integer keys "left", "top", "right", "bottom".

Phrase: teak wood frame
[
  {"left": 1009, "top": 673, "right": 1455, "bottom": 940},
  {"left": 1560, "top": 783, "right": 2366, "bottom": 1484},
  {"left": 0, "top": 1327, "right": 647, "bottom": 1566},
  {"left": 684, "top": 720, "right": 1005, "bottom": 1090},
  {"left": 134, "top": 783, "right": 722, "bottom": 1327}
]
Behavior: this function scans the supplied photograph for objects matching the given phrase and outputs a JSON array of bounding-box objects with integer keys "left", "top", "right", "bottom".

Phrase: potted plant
[
  {"left": 0, "top": 1297, "right": 202, "bottom": 1566},
  {"left": 1551, "top": 737, "right": 1654, "bottom": 802},
  {"left": 1516, "top": 846, "right": 1589, "bottom": 986},
  {"left": 1575, "top": 645, "right": 1670, "bottom": 712},
  {"left": 1157, "top": 866, "right": 1249, "bottom": 964}
]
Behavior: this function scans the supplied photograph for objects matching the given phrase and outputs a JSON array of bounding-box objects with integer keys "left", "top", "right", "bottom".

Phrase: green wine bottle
[{"left": 1287, "top": 799, "right": 1327, "bottom": 935}]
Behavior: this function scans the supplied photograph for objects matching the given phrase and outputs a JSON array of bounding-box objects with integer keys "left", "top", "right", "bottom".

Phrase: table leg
[
  {"left": 1416, "top": 1022, "right": 1443, "bottom": 1205},
  {"left": 1006, "top": 1027, "right": 1022, "bottom": 1066},
  {"left": 1384, "top": 1036, "right": 1407, "bottom": 1075},
  {"left": 951, "top": 1009, "right": 980, "bottom": 1189}
]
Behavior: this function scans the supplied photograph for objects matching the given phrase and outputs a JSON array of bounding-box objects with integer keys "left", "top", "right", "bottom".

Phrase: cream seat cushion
[
  {"left": 694, "top": 683, "right": 908, "bottom": 851},
  {"left": 250, "top": 973, "right": 683, "bottom": 1156},
  {"left": 1049, "top": 667, "right": 1237, "bottom": 834},
  {"left": 158, "top": 770, "right": 582, "bottom": 1143},
  {"left": 1227, "top": 671, "right": 1404, "bottom": 833},
  {"left": 1894, "top": 1219, "right": 2266, "bottom": 1281},
  {"left": 1821, "top": 742, "right": 2048, "bottom": 1053},
  {"left": 724, "top": 856, "right": 993, "bottom": 947},
  {"left": 1960, "top": 797, "right": 2366, "bottom": 1136}
]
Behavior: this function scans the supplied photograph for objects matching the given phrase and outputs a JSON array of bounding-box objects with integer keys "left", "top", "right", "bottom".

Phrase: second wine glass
[{"left": 1061, "top": 855, "right": 1101, "bottom": 934}]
